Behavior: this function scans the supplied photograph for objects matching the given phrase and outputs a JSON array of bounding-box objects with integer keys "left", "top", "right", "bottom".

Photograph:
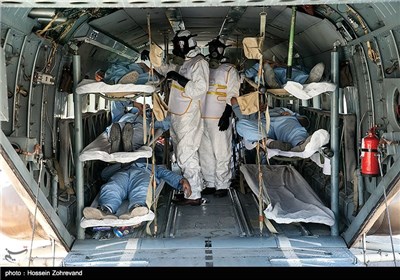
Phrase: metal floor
[
  {"left": 163, "top": 188, "right": 254, "bottom": 238},
  {"left": 63, "top": 186, "right": 361, "bottom": 267}
]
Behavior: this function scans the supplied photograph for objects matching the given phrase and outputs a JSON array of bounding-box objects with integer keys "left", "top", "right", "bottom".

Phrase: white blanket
[
  {"left": 266, "top": 129, "right": 330, "bottom": 159},
  {"left": 76, "top": 79, "right": 155, "bottom": 97},
  {"left": 266, "top": 129, "right": 331, "bottom": 175},
  {"left": 79, "top": 131, "right": 152, "bottom": 163},
  {"left": 240, "top": 164, "right": 335, "bottom": 226},
  {"left": 284, "top": 81, "right": 337, "bottom": 100},
  {"left": 244, "top": 129, "right": 330, "bottom": 159}
]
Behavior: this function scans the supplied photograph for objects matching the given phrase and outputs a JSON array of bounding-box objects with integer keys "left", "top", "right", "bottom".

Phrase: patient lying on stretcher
[
  {"left": 83, "top": 161, "right": 191, "bottom": 220},
  {"left": 245, "top": 60, "right": 325, "bottom": 89},
  {"left": 96, "top": 61, "right": 160, "bottom": 85},
  {"left": 106, "top": 100, "right": 170, "bottom": 153},
  {"left": 231, "top": 97, "right": 311, "bottom": 152},
  {"left": 100, "top": 62, "right": 169, "bottom": 153},
  {"left": 244, "top": 60, "right": 336, "bottom": 100}
]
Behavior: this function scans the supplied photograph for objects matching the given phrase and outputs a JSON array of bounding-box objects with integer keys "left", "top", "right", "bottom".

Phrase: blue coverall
[
  {"left": 245, "top": 63, "right": 309, "bottom": 87},
  {"left": 233, "top": 105, "right": 308, "bottom": 147},
  {"left": 99, "top": 162, "right": 184, "bottom": 213}
]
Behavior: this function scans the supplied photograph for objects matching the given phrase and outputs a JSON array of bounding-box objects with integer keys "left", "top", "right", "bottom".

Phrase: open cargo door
[
  {"left": 0, "top": 131, "right": 74, "bottom": 266},
  {"left": 343, "top": 157, "right": 400, "bottom": 247}
]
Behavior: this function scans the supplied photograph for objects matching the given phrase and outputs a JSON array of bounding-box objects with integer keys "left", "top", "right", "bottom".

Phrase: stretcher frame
[
  {"left": 76, "top": 78, "right": 168, "bottom": 231},
  {"left": 80, "top": 179, "right": 165, "bottom": 228},
  {"left": 76, "top": 79, "right": 165, "bottom": 163},
  {"left": 243, "top": 76, "right": 296, "bottom": 101}
]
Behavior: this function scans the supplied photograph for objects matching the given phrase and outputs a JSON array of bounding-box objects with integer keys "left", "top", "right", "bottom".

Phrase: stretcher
[
  {"left": 267, "top": 88, "right": 297, "bottom": 100},
  {"left": 80, "top": 180, "right": 165, "bottom": 229},
  {"left": 76, "top": 79, "right": 164, "bottom": 163},
  {"left": 268, "top": 129, "right": 331, "bottom": 175},
  {"left": 75, "top": 79, "right": 156, "bottom": 99},
  {"left": 76, "top": 74, "right": 168, "bottom": 234},
  {"left": 266, "top": 129, "right": 329, "bottom": 157},
  {"left": 243, "top": 76, "right": 336, "bottom": 101},
  {"left": 240, "top": 164, "right": 335, "bottom": 226},
  {"left": 79, "top": 129, "right": 164, "bottom": 163},
  {"left": 244, "top": 129, "right": 331, "bottom": 175},
  {"left": 267, "top": 82, "right": 336, "bottom": 100}
]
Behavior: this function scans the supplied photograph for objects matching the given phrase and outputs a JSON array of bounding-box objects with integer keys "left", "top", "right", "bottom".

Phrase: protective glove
[
  {"left": 166, "top": 71, "right": 189, "bottom": 87},
  {"left": 141, "top": 50, "right": 150, "bottom": 61},
  {"left": 218, "top": 104, "right": 232, "bottom": 131}
]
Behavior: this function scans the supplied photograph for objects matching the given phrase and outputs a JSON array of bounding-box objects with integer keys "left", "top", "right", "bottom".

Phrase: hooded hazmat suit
[
  {"left": 199, "top": 62, "right": 240, "bottom": 192},
  {"left": 156, "top": 30, "right": 209, "bottom": 200}
]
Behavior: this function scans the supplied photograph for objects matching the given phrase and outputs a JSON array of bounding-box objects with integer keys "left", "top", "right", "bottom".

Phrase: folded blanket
[{"left": 284, "top": 81, "right": 336, "bottom": 100}]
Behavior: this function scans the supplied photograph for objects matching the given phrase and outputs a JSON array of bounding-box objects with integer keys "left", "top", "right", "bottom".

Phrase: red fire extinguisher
[{"left": 361, "top": 126, "right": 380, "bottom": 176}]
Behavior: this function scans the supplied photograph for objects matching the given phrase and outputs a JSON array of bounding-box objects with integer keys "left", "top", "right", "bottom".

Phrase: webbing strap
[
  {"left": 172, "top": 83, "right": 184, "bottom": 91},
  {"left": 264, "top": 218, "right": 278, "bottom": 234},
  {"left": 257, "top": 11, "right": 268, "bottom": 234},
  {"left": 145, "top": 13, "right": 155, "bottom": 236},
  {"left": 207, "top": 91, "right": 227, "bottom": 97},
  {"left": 210, "top": 83, "right": 227, "bottom": 89},
  {"left": 145, "top": 173, "right": 155, "bottom": 236},
  {"left": 259, "top": 12, "right": 267, "bottom": 41}
]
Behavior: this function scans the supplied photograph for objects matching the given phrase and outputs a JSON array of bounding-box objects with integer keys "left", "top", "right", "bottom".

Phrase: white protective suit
[
  {"left": 157, "top": 48, "right": 209, "bottom": 200},
  {"left": 199, "top": 63, "right": 240, "bottom": 191}
]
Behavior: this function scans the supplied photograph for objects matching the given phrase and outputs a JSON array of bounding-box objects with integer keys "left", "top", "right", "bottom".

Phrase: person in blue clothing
[
  {"left": 102, "top": 61, "right": 160, "bottom": 85},
  {"left": 245, "top": 60, "right": 325, "bottom": 89},
  {"left": 83, "top": 161, "right": 192, "bottom": 220},
  {"left": 96, "top": 61, "right": 169, "bottom": 153},
  {"left": 95, "top": 62, "right": 160, "bottom": 86},
  {"left": 106, "top": 101, "right": 171, "bottom": 153},
  {"left": 231, "top": 97, "right": 311, "bottom": 152}
]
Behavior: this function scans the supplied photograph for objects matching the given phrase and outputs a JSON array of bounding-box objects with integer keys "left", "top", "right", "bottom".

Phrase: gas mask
[
  {"left": 207, "top": 36, "right": 229, "bottom": 62},
  {"left": 172, "top": 30, "right": 197, "bottom": 59}
]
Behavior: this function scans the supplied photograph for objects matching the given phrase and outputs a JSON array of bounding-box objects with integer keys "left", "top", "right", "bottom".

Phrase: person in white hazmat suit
[
  {"left": 146, "top": 30, "right": 209, "bottom": 206},
  {"left": 199, "top": 36, "right": 240, "bottom": 198}
]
